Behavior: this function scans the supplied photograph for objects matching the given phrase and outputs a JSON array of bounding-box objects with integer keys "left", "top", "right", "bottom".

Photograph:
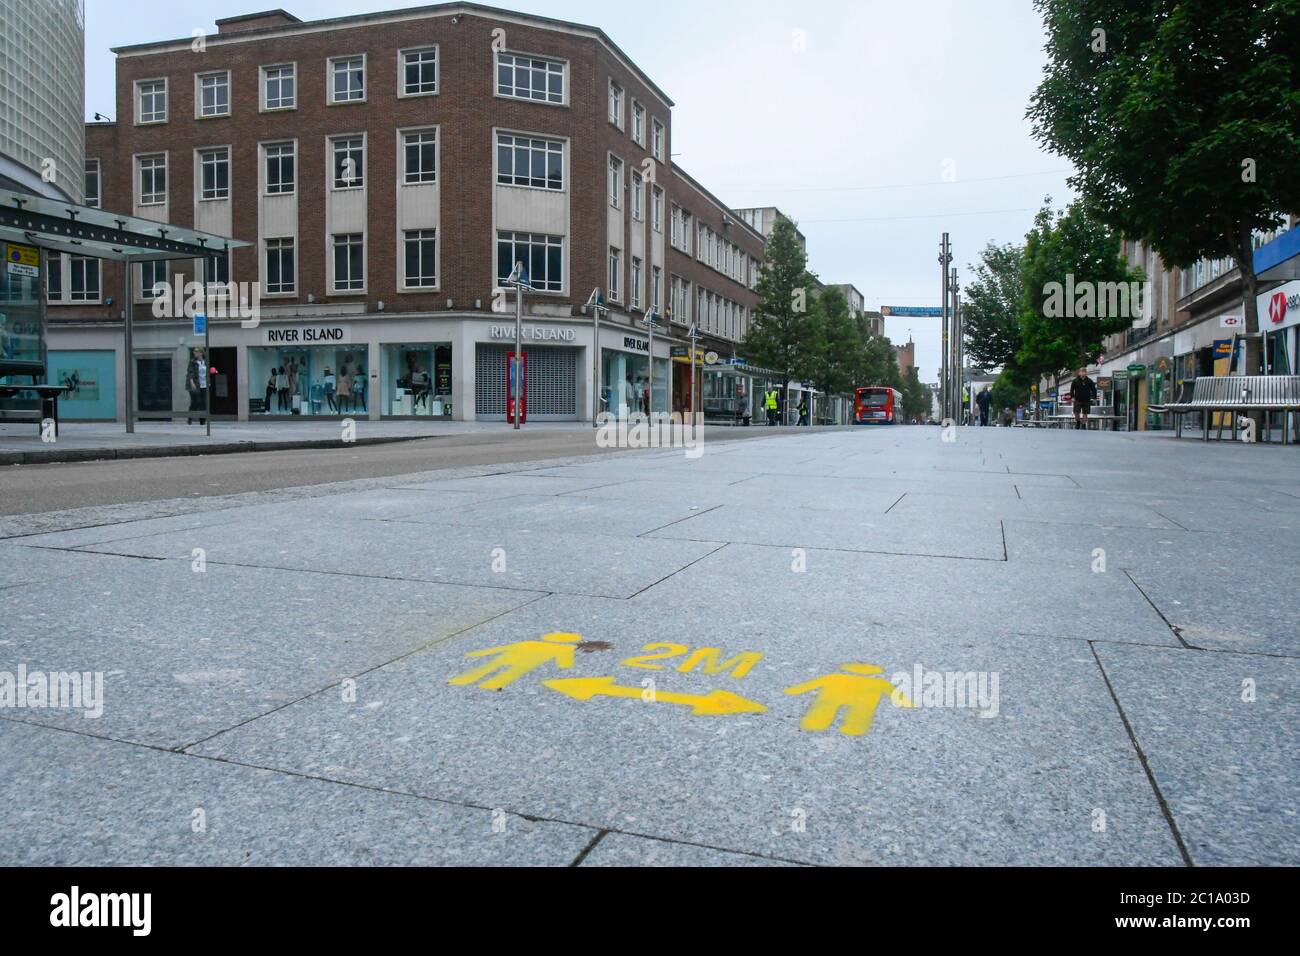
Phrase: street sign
[
  {"left": 704, "top": 351, "right": 720, "bottom": 366},
  {"left": 5, "top": 243, "right": 39, "bottom": 278},
  {"left": 881, "top": 306, "right": 943, "bottom": 318},
  {"left": 193, "top": 314, "right": 207, "bottom": 337}
]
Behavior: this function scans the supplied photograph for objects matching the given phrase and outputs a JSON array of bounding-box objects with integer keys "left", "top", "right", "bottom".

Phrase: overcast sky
[{"left": 85, "top": 0, "right": 1075, "bottom": 383}]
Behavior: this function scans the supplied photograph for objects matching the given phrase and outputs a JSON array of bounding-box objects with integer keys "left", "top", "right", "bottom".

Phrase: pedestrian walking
[
  {"left": 1069, "top": 368, "right": 1098, "bottom": 430},
  {"left": 976, "top": 386, "right": 993, "bottom": 427},
  {"left": 764, "top": 387, "right": 779, "bottom": 426}
]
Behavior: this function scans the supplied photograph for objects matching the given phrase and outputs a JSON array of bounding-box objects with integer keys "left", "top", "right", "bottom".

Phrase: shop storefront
[
  {"left": 597, "top": 326, "right": 670, "bottom": 420},
  {"left": 474, "top": 321, "right": 586, "bottom": 422},
  {"left": 381, "top": 343, "right": 453, "bottom": 418}
]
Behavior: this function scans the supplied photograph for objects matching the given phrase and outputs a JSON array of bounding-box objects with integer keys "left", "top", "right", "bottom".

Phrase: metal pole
[
  {"left": 939, "top": 234, "right": 950, "bottom": 422},
  {"left": 124, "top": 262, "right": 135, "bottom": 434},
  {"left": 951, "top": 268, "right": 960, "bottom": 422},
  {"left": 204, "top": 310, "right": 211, "bottom": 437},
  {"left": 513, "top": 261, "right": 523, "bottom": 431},
  {"left": 689, "top": 327, "right": 696, "bottom": 427},
  {"left": 592, "top": 296, "right": 600, "bottom": 427},
  {"left": 647, "top": 314, "right": 654, "bottom": 416}
]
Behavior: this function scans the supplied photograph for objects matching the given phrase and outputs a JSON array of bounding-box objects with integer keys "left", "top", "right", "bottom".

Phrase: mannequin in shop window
[
  {"left": 337, "top": 364, "right": 353, "bottom": 413},
  {"left": 265, "top": 368, "right": 278, "bottom": 414},
  {"left": 354, "top": 365, "right": 367, "bottom": 412},
  {"left": 276, "top": 364, "right": 289, "bottom": 411},
  {"left": 323, "top": 367, "right": 337, "bottom": 413},
  {"left": 287, "top": 358, "right": 301, "bottom": 412}
]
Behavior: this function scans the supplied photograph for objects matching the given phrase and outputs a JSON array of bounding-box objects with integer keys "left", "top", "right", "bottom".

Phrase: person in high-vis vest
[{"left": 764, "top": 388, "right": 780, "bottom": 426}]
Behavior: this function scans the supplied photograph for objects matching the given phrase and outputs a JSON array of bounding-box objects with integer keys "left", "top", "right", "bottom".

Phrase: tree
[
  {"left": 1014, "top": 199, "right": 1143, "bottom": 387},
  {"left": 745, "top": 216, "right": 816, "bottom": 415},
  {"left": 963, "top": 242, "right": 1024, "bottom": 372},
  {"left": 1028, "top": 0, "right": 1300, "bottom": 385},
  {"left": 806, "top": 286, "right": 863, "bottom": 398},
  {"left": 991, "top": 370, "right": 1031, "bottom": 421},
  {"left": 899, "top": 366, "right": 932, "bottom": 423}
]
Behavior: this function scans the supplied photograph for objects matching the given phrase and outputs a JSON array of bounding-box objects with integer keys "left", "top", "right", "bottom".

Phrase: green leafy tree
[
  {"left": 899, "top": 366, "right": 932, "bottom": 423},
  {"left": 806, "top": 286, "right": 863, "bottom": 397},
  {"left": 1028, "top": 0, "right": 1300, "bottom": 383},
  {"left": 991, "top": 370, "right": 1032, "bottom": 420},
  {"left": 963, "top": 242, "right": 1025, "bottom": 372},
  {"left": 745, "top": 216, "right": 816, "bottom": 414},
  {"left": 1015, "top": 200, "right": 1144, "bottom": 388}
]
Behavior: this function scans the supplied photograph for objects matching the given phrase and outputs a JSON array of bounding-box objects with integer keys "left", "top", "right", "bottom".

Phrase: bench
[
  {"left": 0, "top": 383, "right": 69, "bottom": 437},
  {"left": 1151, "top": 375, "right": 1300, "bottom": 444}
]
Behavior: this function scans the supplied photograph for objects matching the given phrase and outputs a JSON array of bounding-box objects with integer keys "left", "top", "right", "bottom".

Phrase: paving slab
[
  {"left": 647, "top": 502, "right": 1006, "bottom": 560},
  {"left": 578, "top": 833, "right": 801, "bottom": 867},
  {"left": 0, "top": 720, "right": 592, "bottom": 866},
  {"left": 1, "top": 556, "right": 545, "bottom": 748},
  {"left": 0, "top": 542, "right": 144, "bottom": 591},
  {"left": 1094, "top": 643, "right": 1300, "bottom": 865},
  {"left": 189, "top": 595, "right": 1182, "bottom": 865},
  {"left": 66, "top": 514, "right": 724, "bottom": 599}
]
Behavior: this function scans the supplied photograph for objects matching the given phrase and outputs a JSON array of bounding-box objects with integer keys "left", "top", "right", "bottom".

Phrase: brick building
[{"left": 50, "top": 3, "right": 767, "bottom": 422}]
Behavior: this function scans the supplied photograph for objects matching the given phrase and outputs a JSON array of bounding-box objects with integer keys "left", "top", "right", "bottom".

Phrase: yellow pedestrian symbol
[
  {"left": 449, "top": 633, "right": 582, "bottom": 690},
  {"left": 784, "top": 664, "right": 915, "bottom": 737}
]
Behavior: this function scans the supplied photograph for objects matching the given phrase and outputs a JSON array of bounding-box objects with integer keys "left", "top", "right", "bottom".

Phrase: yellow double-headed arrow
[{"left": 543, "top": 676, "right": 767, "bottom": 716}]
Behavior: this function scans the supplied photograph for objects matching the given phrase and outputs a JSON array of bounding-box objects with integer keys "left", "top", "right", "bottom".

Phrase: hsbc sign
[{"left": 1258, "top": 280, "right": 1300, "bottom": 331}]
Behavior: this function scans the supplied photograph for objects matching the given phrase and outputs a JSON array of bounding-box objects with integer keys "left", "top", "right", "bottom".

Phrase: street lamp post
[
  {"left": 504, "top": 261, "right": 530, "bottom": 430},
  {"left": 587, "top": 288, "right": 607, "bottom": 427},
  {"left": 939, "top": 234, "right": 952, "bottom": 422},
  {"left": 644, "top": 309, "right": 661, "bottom": 416}
]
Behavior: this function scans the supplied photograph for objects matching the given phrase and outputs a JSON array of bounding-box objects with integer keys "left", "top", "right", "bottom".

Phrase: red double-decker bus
[{"left": 854, "top": 386, "right": 903, "bottom": 425}]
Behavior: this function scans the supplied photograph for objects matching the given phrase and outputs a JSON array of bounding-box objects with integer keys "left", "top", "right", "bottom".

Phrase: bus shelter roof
[{"left": 1, "top": 188, "right": 249, "bottom": 262}]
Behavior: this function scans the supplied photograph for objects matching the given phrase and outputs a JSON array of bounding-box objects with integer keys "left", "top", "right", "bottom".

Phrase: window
[
  {"left": 265, "top": 142, "right": 295, "bottom": 195},
  {"left": 199, "top": 147, "right": 229, "bottom": 200},
  {"left": 608, "top": 247, "right": 622, "bottom": 302},
  {"left": 631, "top": 171, "right": 643, "bottom": 220},
  {"left": 140, "top": 260, "right": 168, "bottom": 299},
  {"left": 608, "top": 80, "right": 623, "bottom": 127},
  {"left": 265, "top": 238, "right": 295, "bottom": 294},
  {"left": 137, "top": 79, "right": 166, "bottom": 123},
  {"left": 630, "top": 257, "right": 642, "bottom": 310},
  {"left": 672, "top": 275, "right": 691, "bottom": 323},
  {"left": 403, "top": 130, "right": 437, "bottom": 184},
  {"left": 652, "top": 186, "right": 664, "bottom": 233},
  {"left": 632, "top": 102, "right": 645, "bottom": 145},
  {"left": 204, "top": 254, "right": 229, "bottom": 287},
  {"left": 681, "top": 211, "right": 692, "bottom": 254},
  {"left": 403, "top": 229, "right": 437, "bottom": 289},
  {"left": 138, "top": 153, "right": 166, "bottom": 205},
  {"left": 651, "top": 118, "right": 665, "bottom": 161},
  {"left": 84, "top": 160, "right": 100, "bottom": 208},
  {"left": 330, "top": 55, "right": 365, "bottom": 103},
  {"left": 496, "top": 52, "right": 564, "bottom": 104},
  {"left": 497, "top": 232, "right": 563, "bottom": 292},
  {"left": 47, "top": 256, "right": 62, "bottom": 299},
  {"left": 651, "top": 266, "right": 661, "bottom": 313},
  {"left": 333, "top": 234, "right": 365, "bottom": 292},
  {"left": 332, "top": 136, "right": 365, "bottom": 189},
  {"left": 263, "top": 64, "right": 296, "bottom": 110},
  {"left": 496, "top": 133, "right": 563, "bottom": 190},
  {"left": 198, "top": 71, "right": 230, "bottom": 117},
  {"left": 608, "top": 155, "right": 622, "bottom": 208},
  {"left": 401, "top": 47, "right": 437, "bottom": 95},
  {"left": 69, "top": 257, "right": 100, "bottom": 302}
]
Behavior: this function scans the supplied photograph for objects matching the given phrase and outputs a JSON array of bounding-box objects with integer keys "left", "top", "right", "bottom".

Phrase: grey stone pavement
[{"left": 1, "top": 424, "right": 1296, "bottom": 866}]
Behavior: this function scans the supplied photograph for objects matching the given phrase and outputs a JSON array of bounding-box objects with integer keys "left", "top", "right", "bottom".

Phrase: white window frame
[
  {"left": 496, "top": 131, "right": 565, "bottom": 192},
  {"left": 83, "top": 159, "right": 101, "bottom": 208},
  {"left": 608, "top": 247, "right": 622, "bottom": 303},
  {"left": 261, "top": 63, "right": 297, "bottom": 111},
  {"left": 651, "top": 118, "right": 665, "bottom": 161},
  {"left": 197, "top": 146, "right": 230, "bottom": 201},
  {"left": 608, "top": 154, "right": 623, "bottom": 209},
  {"left": 68, "top": 256, "right": 101, "bottom": 304},
  {"left": 402, "top": 228, "right": 438, "bottom": 290},
  {"left": 263, "top": 141, "right": 296, "bottom": 196},
  {"left": 135, "top": 78, "right": 167, "bottom": 125},
  {"left": 402, "top": 128, "right": 438, "bottom": 185},
  {"left": 329, "top": 54, "right": 366, "bottom": 104},
  {"left": 137, "top": 152, "right": 167, "bottom": 206},
  {"left": 264, "top": 237, "right": 296, "bottom": 295},
  {"left": 332, "top": 233, "right": 366, "bottom": 294},
  {"left": 608, "top": 79, "right": 624, "bottom": 128},
  {"left": 651, "top": 186, "right": 664, "bottom": 233},
  {"left": 196, "top": 70, "right": 231, "bottom": 119},
  {"left": 495, "top": 50, "right": 567, "bottom": 106},
  {"left": 399, "top": 46, "right": 438, "bottom": 97},
  {"left": 651, "top": 266, "right": 662, "bottom": 313},
  {"left": 330, "top": 135, "right": 366, "bottom": 191},
  {"left": 631, "top": 171, "right": 643, "bottom": 221},
  {"left": 138, "top": 260, "right": 169, "bottom": 301},
  {"left": 630, "top": 256, "right": 642, "bottom": 310},
  {"left": 496, "top": 231, "right": 565, "bottom": 293},
  {"left": 631, "top": 101, "right": 645, "bottom": 146}
]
